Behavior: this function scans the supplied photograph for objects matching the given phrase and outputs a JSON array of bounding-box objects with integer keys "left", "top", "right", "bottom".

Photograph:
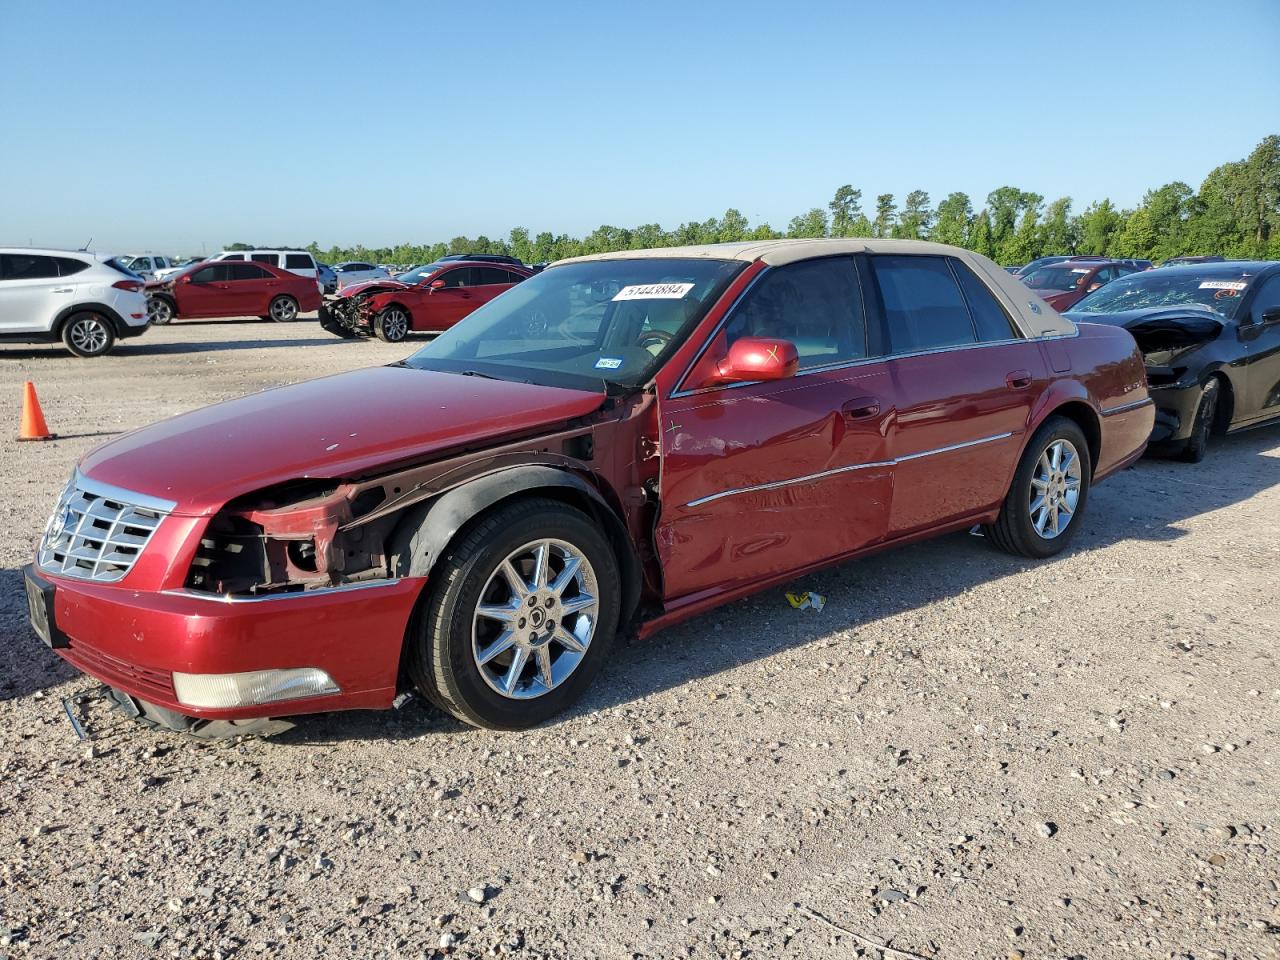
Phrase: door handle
[
  {"left": 52, "top": 287, "right": 74, "bottom": 293},
  {"left": 1006, "top": 370, "right": 1033, "bottom": 389},
  {"left": 842, "top": 397, "right": 881, "bottom": 420}
]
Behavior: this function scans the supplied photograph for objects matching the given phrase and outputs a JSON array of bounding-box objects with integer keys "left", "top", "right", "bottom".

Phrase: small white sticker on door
[{"left": 612, "top": 282, "right": 695, "bottom": 301}]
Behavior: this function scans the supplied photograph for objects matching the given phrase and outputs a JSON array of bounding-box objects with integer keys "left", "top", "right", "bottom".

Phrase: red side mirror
[
  {"left": 429, "top": 278, "right": 446, "bottom": 290},
  {"left": 713, "top": 337, "right": 799, "bottom": 384}
]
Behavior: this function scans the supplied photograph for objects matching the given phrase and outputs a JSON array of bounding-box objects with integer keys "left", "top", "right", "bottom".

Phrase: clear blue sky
[{"left": 2, "top": 0, "right": 1277, "bottom": 255}]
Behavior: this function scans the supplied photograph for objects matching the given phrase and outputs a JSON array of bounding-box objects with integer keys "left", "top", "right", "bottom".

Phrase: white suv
[{"left": 0, "top": 249, "right": 150, "bottom": 357}]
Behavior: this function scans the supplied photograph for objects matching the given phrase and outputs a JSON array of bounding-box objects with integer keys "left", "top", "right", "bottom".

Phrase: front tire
[
  {"left": 61, "top": 312, "right": 116, "bottom": 358},
  {"left": 374, "top": 306, "right": 410, "bottom": 343},
  {"left": 1178, "top": 378, "right": 1218, "bottom": 464},
  {"left": 984, "top": 416, "right": 1091, "bottom": 559},
  {"left": 147, "top": 296, "right": 175, "bottom": 325},
  {"left": 408, "top": 498, "right": 620, "bottom": 730},
  {"left": 268, "top": 295, "right": 299, "bottom": 322}
]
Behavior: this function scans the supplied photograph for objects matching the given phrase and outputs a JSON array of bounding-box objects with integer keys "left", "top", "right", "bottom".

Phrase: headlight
[{"left": 172, "top": 668, "right": 340, "bottom": 709}]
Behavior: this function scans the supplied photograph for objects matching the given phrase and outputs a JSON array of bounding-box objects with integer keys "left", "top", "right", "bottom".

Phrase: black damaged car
[{"left": 1065, "top": 261, "right": 1280, "bottom": 462}]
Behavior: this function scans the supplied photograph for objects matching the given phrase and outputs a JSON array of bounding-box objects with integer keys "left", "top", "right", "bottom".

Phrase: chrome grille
[{"left": 38, "top": 472, "right": 175, "bottom": 583}]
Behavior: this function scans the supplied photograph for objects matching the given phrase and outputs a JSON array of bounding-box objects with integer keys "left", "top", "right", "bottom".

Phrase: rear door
[
  {"left": 865, "top": 254, "right": 1045, "bottom": 537},
  {"left": 655, "top": 256, "right": 895, "bottom": 599},
  {"left": 227, "top": 262, "right": 274, "bottom": 315},
  {"left": 0, "top": 253, "right": 67, "bottom": 333}
]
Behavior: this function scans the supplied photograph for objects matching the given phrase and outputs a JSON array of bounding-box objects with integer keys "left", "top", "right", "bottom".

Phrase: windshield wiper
[{"left": 459, "top": 369, "right": 533, "bottom": 384}]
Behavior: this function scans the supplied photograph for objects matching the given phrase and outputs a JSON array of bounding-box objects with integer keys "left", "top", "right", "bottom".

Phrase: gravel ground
[{"left": 1, "top": 319, "right": 1278, "bottom": 960}]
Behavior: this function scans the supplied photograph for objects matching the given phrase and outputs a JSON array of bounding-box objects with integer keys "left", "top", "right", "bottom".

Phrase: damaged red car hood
[
  {"left": 337, "top": 279, "right": 410, "bottom": 298},
  {"left": 79, "top": 366, "right": 606, "bottom": 514}
]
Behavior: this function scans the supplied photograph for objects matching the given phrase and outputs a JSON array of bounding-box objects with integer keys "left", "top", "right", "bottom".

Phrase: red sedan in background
[
  {"left": 1019, "top": 259, "right": 1139, "bottom": 311},
  {"left": 145, "top": 261, "right": 322, "bottom": 324},
  {"left": 322, "top": 259, "right": 533, "bottom": 342}
]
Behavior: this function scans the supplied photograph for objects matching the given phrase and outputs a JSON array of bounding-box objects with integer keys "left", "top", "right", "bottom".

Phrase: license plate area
[{"left": 24, "top": 567, "right": 69, "bottom": 649}]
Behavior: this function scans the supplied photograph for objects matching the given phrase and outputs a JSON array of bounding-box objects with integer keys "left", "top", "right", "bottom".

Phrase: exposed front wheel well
[{"left": 1206, "top": 372, "right": 1234, "bottom": 435}]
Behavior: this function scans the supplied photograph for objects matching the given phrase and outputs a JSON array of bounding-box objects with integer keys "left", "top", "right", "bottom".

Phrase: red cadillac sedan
[
  {"left": 145, "top": 260, "right": 322, "bottom": 324},
  {"left": 322, "top": 260, "right": 533, "bottom": 342},
  {"left": 26, "top": 239, "right": 1154, "bottom": 736}
]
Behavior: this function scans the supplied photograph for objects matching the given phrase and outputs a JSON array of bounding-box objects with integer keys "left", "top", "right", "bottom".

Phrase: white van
[{"left": 213, "top": 250, "right": 320, "bottom": 287}]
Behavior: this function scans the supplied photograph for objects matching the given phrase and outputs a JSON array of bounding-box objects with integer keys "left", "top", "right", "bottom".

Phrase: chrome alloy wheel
[
  {"left": 69, "top": 316, "right": 110, "bottom": 353},
  {"left": 1030, "top": 438, "right": 1082, "bottom": 539},
  {"left": 270, "top": 297, "right": 298, "bottom": 321},
  {"left": 381, "top": 308, "right": 409, "bottom": 340},
  {"left": 147, "top": 298, "right": 173, "bottom": 324},
  {"left": 472, "top": 539, "right": 599, "bottom": 700}
]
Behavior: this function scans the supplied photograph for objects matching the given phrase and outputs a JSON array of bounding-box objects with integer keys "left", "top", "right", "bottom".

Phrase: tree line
[{"left": 234, "top": 135, "right": 1279, "bottom": 268}]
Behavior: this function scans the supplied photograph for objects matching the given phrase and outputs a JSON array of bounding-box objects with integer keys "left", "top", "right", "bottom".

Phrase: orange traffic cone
[{"left": 17, "top": 381, "right": 56, "bottom": 441}]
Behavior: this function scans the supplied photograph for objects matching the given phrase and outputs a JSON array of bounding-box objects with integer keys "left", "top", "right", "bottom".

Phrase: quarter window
[
  {"left": 869, "top": 255, "right": 976, "bottom": 354},
  {"left": 722, "top": 257, "right": 868, "bottom": 368},
  {"left": 53, "top": 257, "right": 91, "bottom": 277},
  {"left": 951, "top": 260, "right": 1019, "bottom": 341}
]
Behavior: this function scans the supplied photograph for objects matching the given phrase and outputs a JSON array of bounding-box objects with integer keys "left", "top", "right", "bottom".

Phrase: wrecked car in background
[
  {"left": 1066, "top": 260, "right": 1280, "bottom": 462},
  {"left": 26, "top": 238, "right": 1154, "bottom": 736},
  {"left": 320, "top": 260, "right": 532, "bottom": 342}
]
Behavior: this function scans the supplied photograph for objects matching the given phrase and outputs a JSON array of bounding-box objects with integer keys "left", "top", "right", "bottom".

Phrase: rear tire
[
  {"left": 407, "top": 498, "right": 620, "bottom": 730},
  {"left": 61, "top": 312, "right": 116, "bottom": 357},
  {"left": 984, "top": 416, "right": 1091, "bottom": 559},
  {"left": 374, "top": 306, "right": 410, "bottom": 343},
  {"left": 1178, "top": 378, "right": 1218, "bottom": 464},
  {"left": 268, "top": 295, "right": 299, "bottom": 322}
]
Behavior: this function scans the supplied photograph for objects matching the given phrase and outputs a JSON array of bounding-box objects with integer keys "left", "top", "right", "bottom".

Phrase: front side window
[
  {"left": 1021, "top": 265, "right": 1088, "bottom": 291},
  {"left": 404, "top": 258, "right": 744, "bottom": 389},
  {"left": 870, "top": 255, "right": 976, "bottom": 354},
  {"left": 0, "top": 254, "right": 60, "bottom": 281},
  {"left": 721, "top": 257, "right": 868, "bottom": 369},
  {"left": 437, "top": 268, "right": 473, "bottom": 288},
  {"left": 190, "top": 264, "right": 230, "bottom": 283},
  {"left": 221, "top": 253, "right": 245, "bottom": 261}
]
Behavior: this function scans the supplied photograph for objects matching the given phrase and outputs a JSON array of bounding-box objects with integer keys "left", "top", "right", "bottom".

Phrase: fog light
[{"left": 172, "top": 668, "right": 339, "bottom": 709}]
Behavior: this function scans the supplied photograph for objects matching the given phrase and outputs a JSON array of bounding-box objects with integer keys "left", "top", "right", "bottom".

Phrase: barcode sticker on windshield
[
  {"left": 1071, "top": 268, "right": 1091, "bottom": 273},
  {"left": 612, "top": 283, "right": 695, "bottom": 301},
  {"left": 1199, "top": 281, "right": 1246, "bottom": 291}
]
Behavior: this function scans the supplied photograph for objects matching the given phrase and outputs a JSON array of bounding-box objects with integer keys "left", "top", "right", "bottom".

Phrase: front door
[
  {"left": 179, "top": 263, "right": 236, "bottom": 317},
  {"left": 419, "top": 267, "right": 479, "bottom": 331},
  {"left": 655, "top": 256, "right": 894, "bottom": 600},
  {"left": 863, "top": 254, "right": 1044, "bottom": 536},
  {"left": 1239, "top": 274, "right": 1280, "bottom": 425}
]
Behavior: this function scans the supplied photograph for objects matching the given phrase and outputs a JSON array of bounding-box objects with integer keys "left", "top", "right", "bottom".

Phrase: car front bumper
[
  {"left": 1147, "top": 381, "right": 1203, "bottom": 445},
  {"left": 24, "top": 563, "right": 424, "bottom": 720}
]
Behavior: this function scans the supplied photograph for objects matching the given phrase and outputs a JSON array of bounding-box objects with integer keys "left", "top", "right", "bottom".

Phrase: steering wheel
[{"left": 637, "top": 329, "right": 674, "bottom": 353}]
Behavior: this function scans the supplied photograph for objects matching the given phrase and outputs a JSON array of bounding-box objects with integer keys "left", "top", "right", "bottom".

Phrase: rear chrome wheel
[
  {"left": 472, "top": 539, "right": 599, "bottom": 700},
  {"left": 61, "top": 312, "right": 116, "bottom": 358},
  {"left": 984, "top": 415, "right": 1091, "bottom": 559},
  {"left": 1029, "top": 439, "right": 1082, "bottom": 539},
  {"left": 374, "top": 306, "right": 410, "bottom": 342},
  {"left": 268, "top": 296, "right": 299, "bottom": 322}
]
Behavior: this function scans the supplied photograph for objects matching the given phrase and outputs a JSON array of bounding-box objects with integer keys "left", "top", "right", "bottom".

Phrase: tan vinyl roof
[{"left": 553, "top": 238, "right": 1074, "bottom": 338}]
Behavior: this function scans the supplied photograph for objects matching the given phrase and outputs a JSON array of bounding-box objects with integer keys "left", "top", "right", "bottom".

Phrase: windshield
[
  {"left": 1070, "top": 271, "right": 1254, "bottom": 318},
  {"left": 395, "top": 263, "right": 445, "bottom": 285},
  {"left": 1021, "top": 265, "right": 1091, "bottom": 291},
  {"left": 403, "top": 258, "right": 746, "bottom": 389},
  {"left": 1018, "top": 256, "right": 1068, "bottom": 274}
]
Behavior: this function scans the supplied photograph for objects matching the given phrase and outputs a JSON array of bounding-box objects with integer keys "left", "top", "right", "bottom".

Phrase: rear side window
[
  {"left": 54, "top": 256, "right": 91, "bottom": 277},
  {"left": 221, "top": 253, "right": 245, "bottom": 261},
  {"left": 230, "top": 263, "right": 271, "bottom": 280},
  {"left": 722, "top": 256, "right": 868, "bottom": 369},
  {"left": 250, "top": 253, "right": 278, "bottom": 265},
  {"left": 0, "top": 254, "right": 60, "bottom": 281},
  {"left": 284, "top": 253, "right": 313, "bottom": 269},
  {"left": 474, "top": 267, "right": 514, "bottom": 286},
  {"left": 870, "top": 255, "right": 976, "bottom": 354},
  {"left": 504, "top": 270, "right": 527, "bottom": 284},
  {"left": 951, "top": 260, "right": 1018, "bottom": 341}
]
